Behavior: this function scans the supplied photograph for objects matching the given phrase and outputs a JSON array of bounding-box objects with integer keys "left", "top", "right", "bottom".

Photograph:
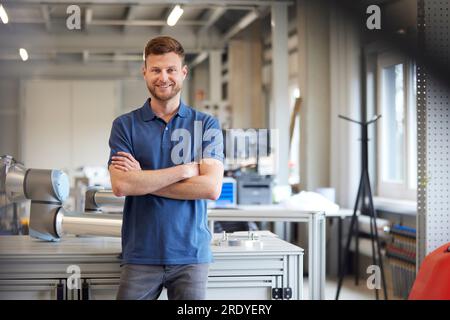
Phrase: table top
[
  {"left": 209, "top": 205, "right": 359, "bottom": 218},
  {"left": 0, "top": 234, "right": 303, "bottom": 257},
  {"left": 208, "top": 204, "right": 325, "bottom": 220},
  {"left": 0, "top": 235, "right": 122, "bottom": 256}
]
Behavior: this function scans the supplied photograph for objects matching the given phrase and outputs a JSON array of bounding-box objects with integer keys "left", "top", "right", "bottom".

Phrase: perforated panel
[{"left": 417, "top": 0, "right": 450, "bottom": 266}]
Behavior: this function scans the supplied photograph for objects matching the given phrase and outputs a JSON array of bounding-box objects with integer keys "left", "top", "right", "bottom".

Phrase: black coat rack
[{"left": 335, "top": 114, "right": 388, "bottom": 300}]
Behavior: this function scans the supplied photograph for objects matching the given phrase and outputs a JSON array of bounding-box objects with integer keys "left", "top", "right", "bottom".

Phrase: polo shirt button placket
[{"left": 162, "top": 125, "right": 171, "bottom": 148}]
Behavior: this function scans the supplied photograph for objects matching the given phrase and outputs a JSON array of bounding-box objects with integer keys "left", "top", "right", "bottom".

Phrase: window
[{"left": 377, "top": 53, "right": 417, "bottom": 200}]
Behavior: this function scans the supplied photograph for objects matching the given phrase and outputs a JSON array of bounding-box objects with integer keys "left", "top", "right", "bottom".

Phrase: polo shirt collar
[
  {"left": 177, "top": 101, "right": 188, "bottom": 118},
  {"left": 141, "top": 99, "right": 156, "bottom": 121},
  {"left": 141, "top": 98, "right": 188, "bottom": 121}
]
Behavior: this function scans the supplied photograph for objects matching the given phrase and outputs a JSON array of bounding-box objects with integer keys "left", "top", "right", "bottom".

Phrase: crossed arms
[{"left": 109, "top": 152, "right": 224, "bottom": 201}]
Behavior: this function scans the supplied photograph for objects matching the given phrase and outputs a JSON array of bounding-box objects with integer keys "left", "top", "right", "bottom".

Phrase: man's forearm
[
  {"left": 151, "top": 176, "right": 221, "bottom": 200},
  {"left": 110, "top": 165, "right": 191, "bottom": 197}
]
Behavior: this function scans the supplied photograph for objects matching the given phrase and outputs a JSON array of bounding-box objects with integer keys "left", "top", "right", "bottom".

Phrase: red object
[{"left": 409, "top": 242, "right": 450, "bottom": 300}]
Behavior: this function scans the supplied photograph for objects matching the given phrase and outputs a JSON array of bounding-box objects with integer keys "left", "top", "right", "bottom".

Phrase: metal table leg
[
  {"left": 209, "top": 220, "right": 214, "bottom": 234},
  {"left": 355, "top": 216, "right": 359, "bottom": 285},
  {"left": 320, "top": 214, "right": 326, "bottom": 299},
  {"left": 338, "top": 217, "right": 342, "bottom": 278},
  {"left": 309, "top": 212, "right": 326, "bottom": 300}
]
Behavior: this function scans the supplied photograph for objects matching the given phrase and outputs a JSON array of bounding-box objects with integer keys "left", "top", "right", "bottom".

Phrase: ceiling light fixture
[
  {"left": 19, "top": 48, "right": 29, "bottom": 61},
  {"left": 0, "top": 4, "right": 9, "bottom": 24},
  {"left": 167, "top": 5, "right": 183, "bottom": 27}
]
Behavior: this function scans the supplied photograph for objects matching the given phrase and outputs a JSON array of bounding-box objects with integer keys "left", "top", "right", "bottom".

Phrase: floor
[{"left": 303, "top": 275, "right": 397, "bottom": 300}]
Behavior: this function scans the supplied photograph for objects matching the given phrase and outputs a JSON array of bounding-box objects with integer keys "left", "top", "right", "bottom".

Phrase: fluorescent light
[
  {"left": 0, "top": 4, "right": 9, "bottom": 24},
  {"left": 167, "top": 5, "right": 183, "bottom": 27},
  {"left": 19, "top": 48, "right": 28, "bottom": 61}
]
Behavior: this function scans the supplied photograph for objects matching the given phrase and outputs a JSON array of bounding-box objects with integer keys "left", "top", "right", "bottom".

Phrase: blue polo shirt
[{"left": 108, "top": 99, "right": 223, "bottom": 265}]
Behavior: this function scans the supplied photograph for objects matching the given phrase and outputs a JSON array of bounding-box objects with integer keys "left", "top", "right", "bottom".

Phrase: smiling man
[{"left": 107, "top": 36, "right": 224, "bottom": 300}]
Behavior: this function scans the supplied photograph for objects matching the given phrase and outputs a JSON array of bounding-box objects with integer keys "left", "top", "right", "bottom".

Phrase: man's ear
[
  {"left": 182, "top": 64, "right": 188, "bottom": 80},
  {"left": 142, "top": 64, "right": 146, "bottom": 77}
]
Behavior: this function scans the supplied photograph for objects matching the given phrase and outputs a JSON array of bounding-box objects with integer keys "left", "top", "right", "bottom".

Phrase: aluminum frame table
[{"left": 208, "top": 205, "right": 326, "bottom": 300}]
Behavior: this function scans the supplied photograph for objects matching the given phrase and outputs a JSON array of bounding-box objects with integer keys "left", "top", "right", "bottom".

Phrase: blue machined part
[{"left": 51, "top": 170, "right": 70, "bottom": 202}]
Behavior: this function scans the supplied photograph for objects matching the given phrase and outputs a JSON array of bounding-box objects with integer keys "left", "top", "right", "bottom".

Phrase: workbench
[
  {"left": 0, "top": 234, "right": 303, "bottom": 300},
  {"left": 208, "top": 205, "right": 326, "bottom": 300}
]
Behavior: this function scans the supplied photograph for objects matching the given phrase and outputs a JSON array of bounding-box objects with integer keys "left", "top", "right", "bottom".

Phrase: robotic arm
[{"left": 1, "top": 155, "right": 122, "bottom": 241}]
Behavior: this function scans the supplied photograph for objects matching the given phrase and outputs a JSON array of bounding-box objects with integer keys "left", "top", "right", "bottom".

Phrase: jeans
[{"left": 116, "top": 263, "right": 209, "bottom": 300}]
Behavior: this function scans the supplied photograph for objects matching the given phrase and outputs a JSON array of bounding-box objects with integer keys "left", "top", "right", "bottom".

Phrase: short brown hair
[{"left": 144, "top": 36, "right": 185, "bottom": 63}]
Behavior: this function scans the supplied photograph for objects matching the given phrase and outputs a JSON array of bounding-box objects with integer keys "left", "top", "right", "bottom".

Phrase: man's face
[{"left": 143, "top": 52, "right": 187, "bottom": 102}]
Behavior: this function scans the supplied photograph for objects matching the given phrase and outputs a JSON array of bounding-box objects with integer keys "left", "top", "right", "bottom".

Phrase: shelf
[{"left": 373, "top": 197, "right": 417, "bottom": 216}]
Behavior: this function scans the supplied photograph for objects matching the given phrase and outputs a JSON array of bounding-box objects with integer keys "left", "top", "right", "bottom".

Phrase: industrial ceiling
[{"left": 0, "top": 0, "right": 289, "bottom": 67}]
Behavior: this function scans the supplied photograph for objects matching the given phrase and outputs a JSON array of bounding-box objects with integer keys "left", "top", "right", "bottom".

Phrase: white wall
[
  {"left": 296, "top": 0, "right": 331, "bottom": 192},
  {"left": 0, "top": 77, "right": 166, "bottom": 173},
  {"left": 122, "top": 79, "right": 149, "bottom": 113},
  {"left": 0, "top": 79, "right": 19, "bottom": 158},
  {"left": 328, "top": 4, "right": 362, "bottom": 208},
  {"left": 21, "top": 80, "right": 119, "bottom": 176},
  {"left": 22, "top": 80, "right": 72, "bottom": 171}
]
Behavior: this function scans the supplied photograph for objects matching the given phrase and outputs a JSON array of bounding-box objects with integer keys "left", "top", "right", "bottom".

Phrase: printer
[{"left": 237, "top": 173, "right": 273, "bottom": 205}]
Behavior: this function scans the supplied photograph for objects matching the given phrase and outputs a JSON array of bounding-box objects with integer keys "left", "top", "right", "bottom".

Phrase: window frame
[{"left": 376, "top": 52, "right": 417, "bottom": 201}]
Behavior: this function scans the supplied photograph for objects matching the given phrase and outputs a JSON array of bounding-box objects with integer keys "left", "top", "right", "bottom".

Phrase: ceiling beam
[
  {"left": 9, "top": 18, "right": 206, "bottom": 26},
  {"left": 123, "top": 5, "right": 137, "bottom": 33},
  {"left": 85, "top": 7, "right": 93, "bottom": 31},
  {"left": 0, "top": 33, "right": 222, "bottom": 55},
  {"left": 109, "top": 53, "right": 142, "bottom": 62},
  {"left": 189, "top": 51, "right": 208, "bottom": 68},
  {"left": 223, "top": 9, "right": 259, "bottom": 40},
  {"left": 158, "top": 7, "right": 170, "bottom": 35},
  {"left": 40, "top": 5, "right": 51, "bottom": 31},
  {"left": 0, "top": 51, "right": 143, "bottom": 62},
  {"left": 3, "top": 0, "right": 292, "bottom": 6},
  {"left": 82, "top": 49, "right": 89, "bottom": 63},
  {"left": 91, "top": 19, "right": 206, "bottom": 26},
  {"left": 0, "top": 61, "right": 145, "bottom": 79},
  {"left": 198, "top": 7, "right": 226, "bottom": 33}
]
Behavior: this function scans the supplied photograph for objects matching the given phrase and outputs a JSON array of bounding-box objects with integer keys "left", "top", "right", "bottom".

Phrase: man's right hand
[
  {"left": 111, "top": 151, "right": 198, "bottom": 181},
  {"left": 111, "top": 152, "right": 141, "bottom": 172},
  {"left": 182, "top": 162, "right": 199, "bottom": 179}
]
